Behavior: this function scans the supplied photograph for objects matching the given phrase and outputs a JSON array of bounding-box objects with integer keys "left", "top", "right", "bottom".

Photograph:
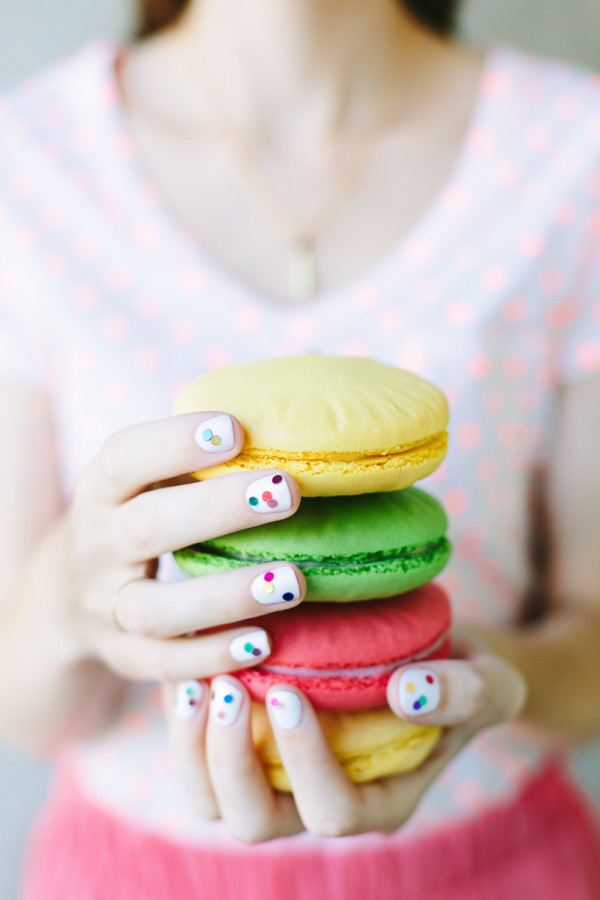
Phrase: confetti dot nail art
[
  {"left": 174, "top": 681, "right": 204, "bottom": 720},
  {"left": 250, "top": 567, "right": 301, "bottom": 605},
  {"left": 399, "top": 668, "right": 440, "bottom": 717},
  {"left": 210, "top": 680, "right": 243, "bottom": 726},
  {"left": 195, "top": 414, "right": 235, "bottom": 453},
  {"left": 246, "top": 474, "right": 292, "bottom": 513},
  {"left": 229, "top": 629, "right": 270, "bottom": 662},
  {"left": 268, "top": 690, "right": 302, "bottom": 730}
]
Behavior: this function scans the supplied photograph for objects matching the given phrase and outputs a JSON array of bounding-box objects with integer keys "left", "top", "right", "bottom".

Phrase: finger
[
  {"left": 386, "top": 657, "right": 527, "bottom": 730},
  {"left": 115, "top": 563, "right": 306, "bottom": 637},
  {"left": 265, "top": 686, "right": 363, "bottom": 838},
  {"left": 88, "top": 620, "right": 273, "bottom": 682},
  {"left": 162, "top": 680, "right": 219, "bottom": 819},
  {"left": 80, "top": 412, "right": 245, "bottom": 506},
  {"left": 357, "top": 725, "right": 474, "bottom": 833},
  {"left": 114, "top": 469, "right": 301, "bottom": 563},
  {"left": 206, "top": 677, "right": 302, "bottom": 842}
]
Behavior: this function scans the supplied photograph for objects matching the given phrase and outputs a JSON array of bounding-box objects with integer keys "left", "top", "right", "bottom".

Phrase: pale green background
[{"left": 0, "top": 0, "right": 599, "bottom": 897}]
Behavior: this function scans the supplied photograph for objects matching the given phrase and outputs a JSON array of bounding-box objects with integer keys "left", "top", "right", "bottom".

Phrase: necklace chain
[{"left": 201, "top": 71, "right": 392, "bottom": 302}]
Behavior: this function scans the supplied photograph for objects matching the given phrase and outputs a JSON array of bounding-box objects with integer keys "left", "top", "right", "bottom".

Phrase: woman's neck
[{"left": 134, "top": 0, "right": 453, "bottom": 147}]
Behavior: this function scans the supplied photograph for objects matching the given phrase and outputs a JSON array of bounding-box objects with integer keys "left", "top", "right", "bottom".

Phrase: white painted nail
[
  {"left": 246, "top": 474, "right": 292, "bottom": 513},
  {"left": 174, "top": 681, "right": 204, "bottom": 720},
  {"left": 194, "top": 415, "right": 235, "bottom": 453},
  {"left": 250, "top": 566, "right": 301, "bottom": 605},
  {"left": 210, "top": 680, "right": 243, "bottom": 726},
  {"left": 268, "top": 691, "right": 303, "bottom": 730},
  {"left": 399, "top": 668, "right": 440, "bottom": 717},
  {"left": 229, "top": 629, "right": 271, "bottom": 663}
]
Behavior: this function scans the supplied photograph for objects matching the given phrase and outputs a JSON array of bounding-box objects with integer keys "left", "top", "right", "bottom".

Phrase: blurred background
[{"left": 0, "top": 0, "right": 599, "bottom": 897}]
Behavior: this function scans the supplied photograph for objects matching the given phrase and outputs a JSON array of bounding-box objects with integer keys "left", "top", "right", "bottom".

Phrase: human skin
[
  {"left": 160, "top": 381, "right": 600, "bottom": 842},
  {"left": 0, "top": 403, "right": 306, "bottom": 751},
  {"left": 0, "top": 0, "right": 599, "bottom": 842}
]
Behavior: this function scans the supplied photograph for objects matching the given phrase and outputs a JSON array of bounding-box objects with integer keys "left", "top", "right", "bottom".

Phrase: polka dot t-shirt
[{"left": 1, "top": 41, "right": 599, "bottom": 847}]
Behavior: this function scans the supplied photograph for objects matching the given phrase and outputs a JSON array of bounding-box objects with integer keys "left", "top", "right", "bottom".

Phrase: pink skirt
[{"left": 21, "top": 761, "right": 600, "bottom": 900}]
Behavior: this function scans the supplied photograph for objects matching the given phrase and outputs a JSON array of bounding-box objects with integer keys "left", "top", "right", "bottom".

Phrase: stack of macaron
[{"left": 173, "top": 355, "right": 451, "bottom": 790}]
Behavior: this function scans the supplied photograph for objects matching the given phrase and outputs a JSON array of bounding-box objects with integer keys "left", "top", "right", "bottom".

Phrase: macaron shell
[
  {"left": 240, "top": 637, "right": 450, "bottom": 711},
  {"left": 248, "top": 584, "right": 450, "bottom": 670},
  {"left": 251, "top": 703, "right": 443, "bottom": 791},
  {"left": 236, "top": 585, "right": 451, "bottom": 710},
  {"left": 173, "top": 355, "right": 448, "bottom": 495},
  {"left": 175, "top": 542, "right": 450, "bottom": 603},
  {"left": 173, "top": 487, "right": 452, "bottom": 602}
]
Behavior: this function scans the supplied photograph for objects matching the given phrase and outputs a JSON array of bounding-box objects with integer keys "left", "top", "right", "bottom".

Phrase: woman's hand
[
  {"left": 163, "top": 626, "right": 527, "bottom": 839},
  {"left": 48, "top": 410, "right": 305, "bottom": 683}
]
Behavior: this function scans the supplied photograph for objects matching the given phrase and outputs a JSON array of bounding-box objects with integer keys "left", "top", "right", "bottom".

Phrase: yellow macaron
[
  {"left": 251, "top": 703, "right": 442, "bottom": 791},
  {"left": 173, "top": 355, "right": 448, "bottom": 496}
]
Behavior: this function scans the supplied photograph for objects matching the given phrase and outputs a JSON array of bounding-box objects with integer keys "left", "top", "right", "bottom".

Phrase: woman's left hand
[{"left": 162, "top": 626, "right": 527, "bottom": 842}]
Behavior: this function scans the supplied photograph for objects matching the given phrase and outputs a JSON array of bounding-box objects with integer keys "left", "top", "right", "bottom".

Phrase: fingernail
[
  {"left": 250, "top": 566, "right": 301, "bottom": 605},
  {"left": 268, "top": 690, "right": 303, "bottom": 730},
  {"left": 246, "top": 474, "right": 292, "bottom": 513},
  {"left": 229, "top": 629, "right": 271, "bottom": 663},
  {"left": 399, "top": 668, "right": 440, "bottom": 716},
  {"left": 174, "top": 680, "right": 204, "bottom": 720},
  {"left": 210, "top": 680, "right": 243, "bottom": 726},
  {"left": 194, "top": 415, "right": 235, "bottom": 453}
]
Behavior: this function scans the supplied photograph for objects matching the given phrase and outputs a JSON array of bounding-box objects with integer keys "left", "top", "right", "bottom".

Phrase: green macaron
[{"left": 173, "top": 487, "right": 451, "bottom": 602}]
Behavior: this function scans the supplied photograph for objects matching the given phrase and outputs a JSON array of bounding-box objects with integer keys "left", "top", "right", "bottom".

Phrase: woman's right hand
[{"left": 57, "top": 410, "right": 305, "bottom": 683}]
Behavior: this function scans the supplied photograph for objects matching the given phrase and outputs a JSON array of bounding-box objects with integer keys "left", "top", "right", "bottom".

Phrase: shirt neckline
[{"left": 96, "top": 39, "right": 505, "bottom": 314}]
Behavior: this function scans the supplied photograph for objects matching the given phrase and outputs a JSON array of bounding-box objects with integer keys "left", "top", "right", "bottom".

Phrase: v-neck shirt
[{"left": 0, "top": 40, "right": 599, "bottom": 846}]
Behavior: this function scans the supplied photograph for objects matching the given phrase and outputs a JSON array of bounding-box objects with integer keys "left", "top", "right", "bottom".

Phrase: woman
[{"left": 0, "top": 0, "right": 599, "bottom": 896}]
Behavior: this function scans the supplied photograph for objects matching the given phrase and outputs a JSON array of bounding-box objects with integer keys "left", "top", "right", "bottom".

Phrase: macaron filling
[
  {"left": 174, "top": 488, "right": 451, "bottom": 602},
  {"left": 258, "top": 629, "right": 449, "bottom": 680},
  {"left": 231, "top": 431, "right": 447, "bottom": 470},
  {"left": 178, "top": 537, "right": 450, "bottom": 575}
]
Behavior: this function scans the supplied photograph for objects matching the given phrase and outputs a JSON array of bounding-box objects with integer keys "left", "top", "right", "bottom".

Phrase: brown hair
[{"left": 137, "top": 0, "right": 460, "bottom": 38}]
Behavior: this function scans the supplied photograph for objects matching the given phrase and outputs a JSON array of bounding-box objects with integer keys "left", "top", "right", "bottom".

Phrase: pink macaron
[{"left": 237, "top": 583, "right": 451, "bottom": 711}]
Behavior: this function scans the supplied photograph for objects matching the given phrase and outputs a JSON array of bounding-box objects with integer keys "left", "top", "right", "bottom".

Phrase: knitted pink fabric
[{"left": 21, "top": 761, "right": 600, "bottom": 900}]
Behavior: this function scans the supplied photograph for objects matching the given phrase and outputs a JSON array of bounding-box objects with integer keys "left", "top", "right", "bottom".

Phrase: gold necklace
[{"left": 202, "top": 74, "right": 392, "bottom": 302}]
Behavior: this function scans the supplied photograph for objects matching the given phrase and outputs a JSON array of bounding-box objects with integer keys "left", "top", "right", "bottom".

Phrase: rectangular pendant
[{"left": 289, "top": 239, "right": 318, "bottom": 302}]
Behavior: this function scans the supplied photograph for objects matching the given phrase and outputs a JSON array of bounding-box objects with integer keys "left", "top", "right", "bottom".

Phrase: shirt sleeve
[
  {"left": 0, "top": 218, "right": 53, "bottom": 391},
  {"left": 558, "top": 229, "right": 600, "bottom": 382},
  {"left": 0, "top": 104, "right": 52, "bottom": 391},
  {"left": 555, "top": 166, "right": 600, "bottom": 385}
]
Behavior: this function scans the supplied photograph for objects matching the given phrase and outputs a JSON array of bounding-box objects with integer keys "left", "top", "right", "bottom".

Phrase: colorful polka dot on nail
[
  {"left": 264, "top": 572, "right": 274, "bottom": 582},
  {"left": 224, "top": 694, "right": 233, "bottom": 704},
  {"left": 283, "top": 592, "right": 294, "bottom": 601},
  {"left": 185, "top": 686, "right": 197, "bottom": 706},
  {"left": 248, "top": 496, "right": 258, "bottom": 506},
  {"left": 261, "top": 490, "right": 278, "bottom": 509},
  {"left": 272, "top": 475, "right": 282, "bottom": 484},
  {"left": 201, "top": 428, "right": 222, "bottom": 447}
]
